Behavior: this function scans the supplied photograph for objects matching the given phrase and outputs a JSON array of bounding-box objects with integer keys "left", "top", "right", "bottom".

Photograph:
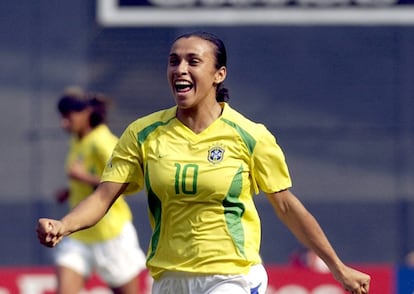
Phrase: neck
[
  {"left": 176, "top": 102, "right": 223, "bottom": 134},
  {"left": 77, "top": 125, "right": 93, "bottom": 139}
]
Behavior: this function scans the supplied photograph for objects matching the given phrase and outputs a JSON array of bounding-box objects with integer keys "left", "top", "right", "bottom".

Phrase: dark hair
[
  {"left": 57, "top": 86, "right": 111, "bottom": 128},
  {"left": 174, "top": 31, "right": 230, "bottom": 102},
  {"left": 86, "top": 92, "right": 110, "bottom": 127},
  {"left": 57, "top": 86, "right": 88, "bottom": 115}
]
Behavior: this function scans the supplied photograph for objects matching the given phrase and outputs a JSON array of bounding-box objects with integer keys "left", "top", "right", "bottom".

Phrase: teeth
[
  {"left": 175, "top": 80, "right": 191, "bottom": 86},
  {"left": 175, "top": 80, "right": 193, "bottom": 92}
]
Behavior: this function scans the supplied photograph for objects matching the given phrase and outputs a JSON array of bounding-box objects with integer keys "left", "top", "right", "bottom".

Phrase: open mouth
[{"left": 175, "top": 80, "right": 193, "bottom": 93}]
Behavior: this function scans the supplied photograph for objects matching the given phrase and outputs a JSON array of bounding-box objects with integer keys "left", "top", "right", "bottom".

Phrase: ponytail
[{"left": 216, "top": 85, "right": 229, "bottom": 102}]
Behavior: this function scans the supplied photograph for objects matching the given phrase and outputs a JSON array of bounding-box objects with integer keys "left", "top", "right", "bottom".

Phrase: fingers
[
  {"left": 347, "top": 279, "right": 370, "bottom": 294},
  {"left": 340, "top": 267, "right": 370, "bottom": 294},
  {"left": 361, "top": 280, "right": 370, "bottom": 293},
  {"left": 36, "top": 218, "right": 62, "bottom": 248},
  {"left": 359, "top": 274, "right": 370, "bottom": 293}
]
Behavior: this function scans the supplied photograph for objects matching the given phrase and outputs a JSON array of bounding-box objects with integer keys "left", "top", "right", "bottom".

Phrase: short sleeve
[
  {"left": 101, "top": 124, "right": 144, "bottom": 195},
  {"left": 93, "top": 140, "right": 117, "bottom": 174},
  {"left": 251, "top": 125, "right": 292, "bottom": 194}
]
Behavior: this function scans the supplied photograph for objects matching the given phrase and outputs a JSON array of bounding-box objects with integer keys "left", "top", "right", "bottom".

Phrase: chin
[
  {"left": 175, "top": 97, "right": 192, "bottom": 109},
  {"left": 176, "top": 103, "right": 192, "bottom": 110}
]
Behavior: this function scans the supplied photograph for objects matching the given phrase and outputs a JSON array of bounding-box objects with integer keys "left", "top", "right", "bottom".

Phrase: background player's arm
[
  {"left": 37, "top": 181, "right": 128, "bottom": 247},
  {"left": 266, "top": 189, "right": 370, "bottom": 293},
  {"left": 67, "top": 159, "right": 101, "bottom": 186}
]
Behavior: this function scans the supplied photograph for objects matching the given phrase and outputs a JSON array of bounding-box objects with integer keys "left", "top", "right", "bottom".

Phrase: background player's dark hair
[
  {"left": 174, "top": 31, "right": 229, "bottom": 102},
  {"left": 86, "top": 92, "right": 111, "bottom": 127},
  {"left": 57, "top": 86, "right": 111, "bottom": 128}
]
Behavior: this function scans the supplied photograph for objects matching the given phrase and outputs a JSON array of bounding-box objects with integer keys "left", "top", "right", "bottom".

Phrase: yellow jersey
[
  {"left": 66, "top": 124, "right": 132, "bottom": 243},
  {"left": 101, "top": 103, "right": 292, "bottom": 279}
]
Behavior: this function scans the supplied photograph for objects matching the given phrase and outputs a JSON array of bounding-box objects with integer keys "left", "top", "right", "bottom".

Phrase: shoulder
[
  {"left": 121, "top": 106, "right": 176, "bottom": 143},
  {"left": 221, "top": 103, "right": 271, "bottom": 139},
  {"left": 90, "top": 124, "right": 117, "bottom": 141},
  {"left": 87, "top": 125, "right": 118, "bottom": 151},
  {"left": 127, "top": 106, "right": 176, "bottom": 131}
]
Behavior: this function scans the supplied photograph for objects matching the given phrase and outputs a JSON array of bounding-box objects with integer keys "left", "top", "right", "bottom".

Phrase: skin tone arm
[
  {"left": 68, "top": 159, "right": 101, "bottom": 186},
  {"left": 54, "top": 160, "right": 100, "bottom": 204},
  {"left": 267, "top": 189, "right": 370, "bottom": 294},
  {"left": 37, "top": 181, "right": 128, "bottom": 248}
]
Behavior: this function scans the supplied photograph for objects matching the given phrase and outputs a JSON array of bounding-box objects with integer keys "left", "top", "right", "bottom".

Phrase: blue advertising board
[{"left": 398, "top": 267, "right": 414, "bottom": 294}]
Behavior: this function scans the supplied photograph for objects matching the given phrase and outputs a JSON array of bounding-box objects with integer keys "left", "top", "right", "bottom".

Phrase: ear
[{"left": 214, "top": 66, "right": 227, "bottom": 84}]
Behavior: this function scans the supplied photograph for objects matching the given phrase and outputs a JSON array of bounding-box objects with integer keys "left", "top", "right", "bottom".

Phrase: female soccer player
[
  {"left": 37, "top": 32, "right": 370, "bottom": 294},
  {"left": 51, "top": 88, "right": 146, "bottom": 294}
]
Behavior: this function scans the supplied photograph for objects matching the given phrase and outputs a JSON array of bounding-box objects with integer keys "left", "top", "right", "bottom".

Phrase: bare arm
[
  {"left": 67, "top": 159, "right": 101, "bottom": 186},
  {"left": 266, "top": 189, "right": 370, "bottom": 294},
  {"left": 36, "top": 181, "right": 128, "bottom": 247}
]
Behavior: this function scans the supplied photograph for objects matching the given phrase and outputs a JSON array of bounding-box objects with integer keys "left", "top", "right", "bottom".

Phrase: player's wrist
[{"left": 59, "top": 217, "right": 74, "bottom": 236}]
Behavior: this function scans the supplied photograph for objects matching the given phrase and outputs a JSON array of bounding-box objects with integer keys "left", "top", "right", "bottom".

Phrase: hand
[
  {"left": 36, "top": 218, "right": 64, "bottom": 248},
  {"left": 55, "top": 188, "right": 69, "bottom": 204},
  {"left": 335, "top": 265, "right": 370, "bottom": 294}
]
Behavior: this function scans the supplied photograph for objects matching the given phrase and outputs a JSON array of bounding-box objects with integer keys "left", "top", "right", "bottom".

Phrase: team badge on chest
[{"left": 207, "top": 145, "right": 225, "bottom": 164}]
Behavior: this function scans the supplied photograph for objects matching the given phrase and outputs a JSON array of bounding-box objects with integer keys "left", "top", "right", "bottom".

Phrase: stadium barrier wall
[{"left": 0, "top": 264, "right": 398, "bottom": 294}]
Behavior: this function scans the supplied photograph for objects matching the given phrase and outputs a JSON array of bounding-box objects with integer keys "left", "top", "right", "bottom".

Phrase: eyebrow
[{"left": 169, "top": 52, "right": 201, "bottom": 58}]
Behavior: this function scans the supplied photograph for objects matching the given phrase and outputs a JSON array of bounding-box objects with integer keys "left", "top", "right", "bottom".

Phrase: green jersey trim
[
  {"left": 221, "top": 118, "right": 256, "bottom": 155},
  {"left": 146, "top": 163, "right": 162, "bottom": 262},
  {"left": 223, "top": 165, "right": 246, "bottom": 258},
  {"left": 137, "top": 116, "right": 175, "bottom": 144}
]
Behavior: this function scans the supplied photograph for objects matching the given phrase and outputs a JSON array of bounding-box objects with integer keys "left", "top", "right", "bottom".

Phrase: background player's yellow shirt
[
  {"left": 66, "top": 124, "right": 132, "bottom": 243},
  {"left": 102, "top": 103, "right": 292, "bottom": 279}
]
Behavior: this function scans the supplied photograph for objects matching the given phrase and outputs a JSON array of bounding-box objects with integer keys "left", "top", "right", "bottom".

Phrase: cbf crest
[{"left": 207, "top": 144, "right": 225, "bottom": 164}]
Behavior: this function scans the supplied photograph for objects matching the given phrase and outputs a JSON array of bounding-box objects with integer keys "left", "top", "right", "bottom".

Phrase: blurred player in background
[
  {"left": 52, "top": 87, "right": 146, "bottom": 294},
  {"left": 290, "top": 246, "right": 330, "bottom": 273},
  {"left": 37, "top": 33, "right": 370, "bottom": 294}
]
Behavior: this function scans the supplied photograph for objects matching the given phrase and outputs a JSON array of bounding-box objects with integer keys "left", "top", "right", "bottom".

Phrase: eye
[
  {"left": 189, "top": 58, "right": 201, "bottom": 66},
  {"left": 169, "top": 56, "right": 180, "bottom": 66}
]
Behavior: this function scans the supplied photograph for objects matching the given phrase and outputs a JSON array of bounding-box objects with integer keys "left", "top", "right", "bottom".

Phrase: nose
[{"left": 176, "top": 60, "right": 188, "bottom": 75}]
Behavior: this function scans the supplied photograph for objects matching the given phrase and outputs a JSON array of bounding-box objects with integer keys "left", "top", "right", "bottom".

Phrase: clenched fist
[{"left": 36, "top": 218, "right": 65, "bottom": 248}]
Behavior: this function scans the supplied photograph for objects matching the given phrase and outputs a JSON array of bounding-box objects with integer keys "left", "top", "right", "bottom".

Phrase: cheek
[
  {"left": 167, "top": 71, "right": 173, "bottom": 83},
  {"left": 71, "top": 115, "right": 86, "bottom": 131},
  {"left": 166, "top": 70, "right": 174, "bottom": 86}
]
